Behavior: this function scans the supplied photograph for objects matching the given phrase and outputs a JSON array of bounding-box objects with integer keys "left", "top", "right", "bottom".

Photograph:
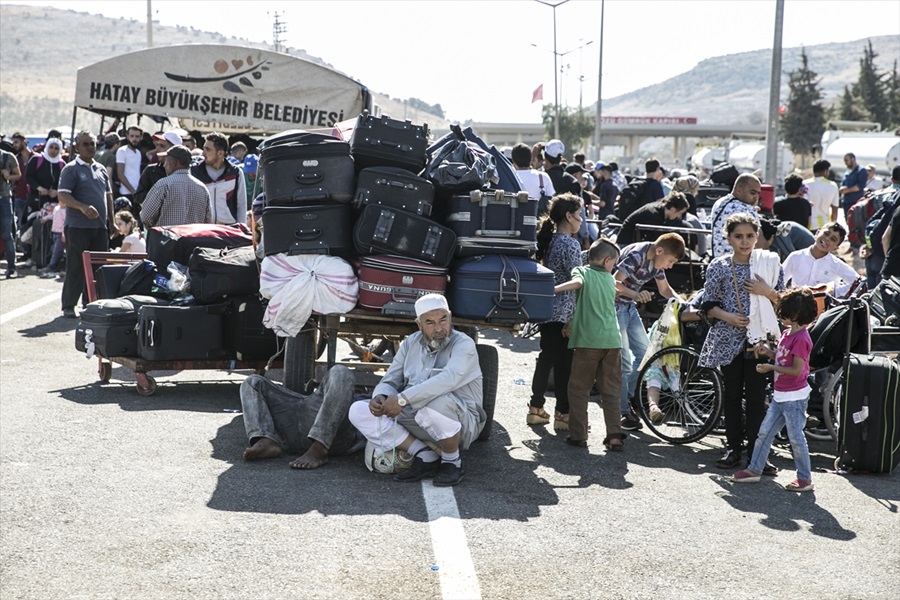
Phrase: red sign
[{"left": 601, "top": 116, "right": 698, "bottom": 125}]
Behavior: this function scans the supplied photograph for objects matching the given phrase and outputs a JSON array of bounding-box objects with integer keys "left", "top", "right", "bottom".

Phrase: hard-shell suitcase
[
  {"left": 444, "top": 189, "right": 537, "bottom": 257},
  {"left": 260, "top": 136, "right": 355, "bottom": 205},
  {"left": 353, "top": 204, "right": 457, "bottom": 267},
  {"left": 357, "top": 255, "right": 448, "bottom": 316},
  {"left": 447, "top": 255, "right": 554, "bottom": 323},
  {"left": 75, "top": 296, "right": 168, "bottom": 358},
  {"left": 137, "top": 304, "right": 230, "bottom": 361},
  {"left": 188, "top": 246, "right": 260, "bottom": 304},
  {"left": 836, "top": 353, "right": 900, "bottom": 473},
  {"left": 353, "top": 167, "right": 434, "bottom": 217},
  {"left": 350, "top": 110, "right": 429, "bottom": 173},
  {"left": 261, "top": 204, "right": 354, "bottom": 258},
  {"left": 223, "top": 295, "right": 279, "bottom": 361}
]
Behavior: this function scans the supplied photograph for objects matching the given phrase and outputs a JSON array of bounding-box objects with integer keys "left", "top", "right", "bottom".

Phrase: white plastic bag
[{"left": 259, "top": 254, "right": 358, "bottom": 337}]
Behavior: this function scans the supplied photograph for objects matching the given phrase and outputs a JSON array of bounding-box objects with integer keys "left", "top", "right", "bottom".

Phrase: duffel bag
[
  {"left": 188, "top": 246, "right": 260, "bottom": 304},
  {"left": 146, "top": 223, "right": 253, "bottom": 272}
]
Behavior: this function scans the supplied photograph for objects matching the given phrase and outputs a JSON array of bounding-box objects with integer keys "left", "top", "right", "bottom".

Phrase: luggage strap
[{"left": 486, "top": 256, "right": 529, "bottom": 322}]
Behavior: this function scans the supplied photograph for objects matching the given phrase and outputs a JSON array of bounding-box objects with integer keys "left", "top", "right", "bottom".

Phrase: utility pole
[
  {"left": 594, "top": 0, "right": 605, "bottom": 158},
  {"left": 146, "top": 0, "right": 153, "bottom": 48},
  {"left": 273, "top": 11, "right": 287, "bottom": 54},
  {"left": 536, "top": 0, "right": 569, "bottom": 139},
  {"left": 765, "top": 0, "right": 785, "bottom": 185}
]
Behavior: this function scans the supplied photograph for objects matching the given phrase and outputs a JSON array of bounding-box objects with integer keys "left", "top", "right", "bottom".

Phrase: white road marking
[
  {"left": 0, "top": 292, "right": 59, "bottom": 325},
  {"left": 422, "top": 481, "right": 482, "bottom": 600}
]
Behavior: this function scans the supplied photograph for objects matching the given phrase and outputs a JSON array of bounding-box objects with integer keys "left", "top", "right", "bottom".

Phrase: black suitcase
[
  {"left": 137, "top": 304, "right": 230, "bottom": 361},
  {"left": 75, "top": 295, "right": 169, "bottom": 358},
  {"left": 95, "top": 264, "right": 133, "bottom": 299},
  {"left": 30, "top": 218, "right": 54, "bottom": 269},
  {"left": 710, "top": 163, "right": 739, "bottom": 189},
  {"left": 447, "top": 255, "right": 554, "bottom": 323},
  {"left": 836, "top": 354, "right": 900, "bottom": 474},
  {"left": 261, "top": 204, "right": 354, "bottom": 258},
  {"left": 349, "top": 110, "right": 429, "bottom": 173},
  {"left": 694, "top": 182, "right": 731, "bottom": 211},
  {"left": 444, "top": 189, "right": 537, "bottom": 257},
  {"left": 261, "top": 136, "right": 355, "bottom": 205},
  {"left": 353, "top": 167, "right": 434, "bottom": 216},
  {"left": 353, "top": 204, "right": 457, "bottom": 267},
  {"left": 223, "top": 296, "right": 279, "bottom": 361},
  {"left": 188, "top": 246, "right": 260, "bottom": 304}
]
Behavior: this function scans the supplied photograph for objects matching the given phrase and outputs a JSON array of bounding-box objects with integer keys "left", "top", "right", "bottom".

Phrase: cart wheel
[
  {"left": 98, "top": 361, "right": 112, "bottom": 383},
  {"left": 136, "top": 375, "right": 157, "bottom": 396},
  {"left": 284, "top": 321, "right": 317, "bottom": 394},
  {"left": 476, "top": 344, "right": 499, "bottom": 441}
]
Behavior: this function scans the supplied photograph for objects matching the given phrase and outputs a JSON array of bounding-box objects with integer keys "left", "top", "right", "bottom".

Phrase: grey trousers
[{"left": 240, "top": 366, "right": 364, "bottom": 456}]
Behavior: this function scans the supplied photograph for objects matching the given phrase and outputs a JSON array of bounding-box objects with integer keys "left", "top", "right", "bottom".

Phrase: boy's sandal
[
  {"left": 526, "top": 406, "right": 551, "bottom": 425},
  {"left": 603, "top": 435, "right": 625, "bottom": 451}
]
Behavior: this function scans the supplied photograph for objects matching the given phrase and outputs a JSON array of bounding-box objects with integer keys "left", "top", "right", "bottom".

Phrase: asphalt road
[{"left": 1, "top": 272, "right": 898, "bottom": 600}]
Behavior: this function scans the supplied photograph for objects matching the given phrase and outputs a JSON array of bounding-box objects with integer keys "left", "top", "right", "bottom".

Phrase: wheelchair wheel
[
  {"left": 634, "top": 346, "right": 723, "bottom": 444},
  {"left": 821, "top": 367, "right": 843, "bottom": 442}
]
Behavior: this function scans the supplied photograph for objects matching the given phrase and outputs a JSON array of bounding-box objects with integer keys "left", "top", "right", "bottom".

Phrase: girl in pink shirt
[{"left": 731, "top": 287, "right": 819, "bottom": 492}]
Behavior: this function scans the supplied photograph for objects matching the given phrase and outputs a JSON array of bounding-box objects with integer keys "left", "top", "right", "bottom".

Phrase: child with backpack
[
  {"left": 731, "top": 287, "right": 819, "bottom": 492},
  {"left": 554, "top": 238, "right": 625, "bottom": 450}
]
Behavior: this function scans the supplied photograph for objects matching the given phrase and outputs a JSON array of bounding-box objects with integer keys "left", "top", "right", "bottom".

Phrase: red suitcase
[{"left": 357, "top": 255, "right": 448, "bottom": 316}]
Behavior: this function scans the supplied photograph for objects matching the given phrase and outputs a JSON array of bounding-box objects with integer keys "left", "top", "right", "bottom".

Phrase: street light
[{"left": 534, "top": 0, "right": 570, "bottom": 139}]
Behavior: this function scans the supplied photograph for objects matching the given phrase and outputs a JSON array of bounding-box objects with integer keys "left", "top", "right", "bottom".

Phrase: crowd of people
[
  {"left": 0, "top": 127, "right": 261, "bottom": 316},
  {"left": 3, "top": 129, "right": 899, "bottom": 491}
]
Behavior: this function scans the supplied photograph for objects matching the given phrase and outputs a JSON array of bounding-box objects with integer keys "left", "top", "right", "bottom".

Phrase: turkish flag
[{"left": 532, "top": 84, "right": 543, "bottom": 104}]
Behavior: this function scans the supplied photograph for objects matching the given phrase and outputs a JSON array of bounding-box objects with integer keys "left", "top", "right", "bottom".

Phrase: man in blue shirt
[{"left": 839, "top": 152, "right": 868, "bottom": 218}]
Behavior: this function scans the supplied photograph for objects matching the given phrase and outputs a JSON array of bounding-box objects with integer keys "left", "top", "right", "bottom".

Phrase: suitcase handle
[
  {"left": 292, "top": 188, "right": 330, "bottom": 202},
  {"left": 293, "top": 227, "right": 323, "bottom": 241},
  {"left": 492, "top": 297, "right": 525, "bottom": 311},
  {"left": 376, "top": 177, "right": 417, "bottom": 191},
  {"left": 295, "top": 171, "right": 324, "bottom": 184}
]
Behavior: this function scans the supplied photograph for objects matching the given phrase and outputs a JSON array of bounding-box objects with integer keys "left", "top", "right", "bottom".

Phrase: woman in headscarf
[
  {"left": 673, "top": 175, "right": 709, "bottom": 256},
  {"left": 25, "top": 138, "right": 65, "bottom": 211}
]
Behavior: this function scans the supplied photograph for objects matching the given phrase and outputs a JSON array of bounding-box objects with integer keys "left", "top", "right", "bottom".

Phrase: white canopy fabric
[{"left": 74, "top": 45, "right": 370, "bottom": 133}]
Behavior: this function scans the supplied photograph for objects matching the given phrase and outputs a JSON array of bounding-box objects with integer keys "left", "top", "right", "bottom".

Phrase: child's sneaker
[
  {"left": 730, "top": 469, "right": 761, "bottom": 483},
  {"left": 648, "top": 405, "right": 664, "bottom": 425},
  {"left": 785, "top": 479, "right": 814, "bottom": 492}
]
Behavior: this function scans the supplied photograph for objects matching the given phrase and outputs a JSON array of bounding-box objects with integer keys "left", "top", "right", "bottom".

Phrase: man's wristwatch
[{"left": 397, "top": 394, "right": 408, "bottom": 408}]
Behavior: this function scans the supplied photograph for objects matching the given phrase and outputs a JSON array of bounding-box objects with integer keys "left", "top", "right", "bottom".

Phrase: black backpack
[
  {"left": 808, "top": 301, "right": 870, "bottom": 370},
  {"left": 614, "top": 177, "right": 650, "bottom": 220}
]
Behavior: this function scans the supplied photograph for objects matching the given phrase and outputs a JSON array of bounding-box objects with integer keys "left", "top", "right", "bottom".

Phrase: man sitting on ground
[
  {"left": 348, "top": 294, "right": 485, "bottom": 487},
  {"left": 241, "top": 365, "right": 364, "bottom": 469}
]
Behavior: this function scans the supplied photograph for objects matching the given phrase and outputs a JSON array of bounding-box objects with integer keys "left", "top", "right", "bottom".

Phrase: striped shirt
[{"left": 140, "top": 169, "right": 212, "bottom": 228}]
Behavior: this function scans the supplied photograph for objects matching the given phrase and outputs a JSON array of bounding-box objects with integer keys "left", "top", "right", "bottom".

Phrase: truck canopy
[{"left": 73, "top": 44, "right": 371, "bottom": 134}]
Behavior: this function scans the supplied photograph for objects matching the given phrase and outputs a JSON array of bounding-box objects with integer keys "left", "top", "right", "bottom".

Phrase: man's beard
[{"left": 426, "top": 332, "right": 450, "bottom": 351}]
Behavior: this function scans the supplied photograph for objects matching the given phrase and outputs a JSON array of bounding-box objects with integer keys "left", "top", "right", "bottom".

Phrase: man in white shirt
[
  {"left": 804, "top": 159, "right": 839, "bottom": 232},
  {"left": 865, "top": 164, "right": 885, "bottom": 191},
  {"left": 782, "top": 222, "right": 860, "bottom": 297},
  {"left": 510, "top": 143, "right": 555, "bottom": 214},
  {"left": 115, "top": 126, "right": 144, "bottom": 199}
]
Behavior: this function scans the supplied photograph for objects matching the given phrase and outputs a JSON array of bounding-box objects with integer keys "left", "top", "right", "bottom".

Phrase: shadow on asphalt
[
  {"left": 16, "top": 315, "right": 75, "bottom": 338},
  {"left": 206, "top": 418, "right": 562, "bottom": 522},
  {"left": 54, "top": 378, "right": 243, "bottom": 413},
  {"left": 478, "top": 328, "right": 536, "bottom": 354},
  {"left": 708, "top": 475, "right": 857, "bottom": 541}
]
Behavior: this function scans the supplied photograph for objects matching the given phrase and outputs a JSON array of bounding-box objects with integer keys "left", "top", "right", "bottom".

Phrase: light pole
[
  {"left": 765, "top": 0, "right": 785, "bottom": 185},
  {"left": 535, "top": 0, "right": 570, "bottom": 139},
  {"left": 594, "top": 0, "right": 605, "bottom": 158}
]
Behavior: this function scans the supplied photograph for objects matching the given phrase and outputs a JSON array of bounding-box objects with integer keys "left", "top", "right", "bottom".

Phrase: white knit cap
[{"left": 415, "top": 293, "right": 449, "bottom": 318}]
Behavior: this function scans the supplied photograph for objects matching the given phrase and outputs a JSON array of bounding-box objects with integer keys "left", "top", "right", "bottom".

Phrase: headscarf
[
  {"left": 42, "top": 138, "right": 63, "bottom": 164},
  {"left": 673, "top": 175, "right": 700, "bottom": 196}
]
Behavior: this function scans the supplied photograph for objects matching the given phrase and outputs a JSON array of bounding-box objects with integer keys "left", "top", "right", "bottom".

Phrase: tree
[
  {"left": 857, "top": 40, "right": 890, "bottom": 128},
  {"left": 540, "top": 105, "right": 594, "bottom": 158},
  {"left": 781, "top": 48, "right": 826, "bottom": 164},
  {"left": 837, "top": 85, "right": 868, "bottom": 122},
  {"left": 887, "top": 60, "right": 900, "bottom": 130}
]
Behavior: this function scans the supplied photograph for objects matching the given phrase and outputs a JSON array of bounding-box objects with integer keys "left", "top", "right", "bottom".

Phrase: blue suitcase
[
  {"left": 447, "top": 255, "right": 554, "bottom": 323},
  {"left": 443, "top": 189, "right": 538, "bottom": 257}
]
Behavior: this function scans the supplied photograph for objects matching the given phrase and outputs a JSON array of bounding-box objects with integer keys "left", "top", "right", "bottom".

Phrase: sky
[{"left": 7, "top": 0, "right": 900, "bottom": 124}]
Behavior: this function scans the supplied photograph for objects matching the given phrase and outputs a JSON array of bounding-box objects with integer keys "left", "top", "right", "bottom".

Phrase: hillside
[
  {"left": 1, "top": 4, "right": 896, "bottom": 134},
  {"left": 601, "top": 35, "right": 899, "bottom": 125},
  {"left": 0, "top": 4, "right": 448, "bottom": 133}
]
